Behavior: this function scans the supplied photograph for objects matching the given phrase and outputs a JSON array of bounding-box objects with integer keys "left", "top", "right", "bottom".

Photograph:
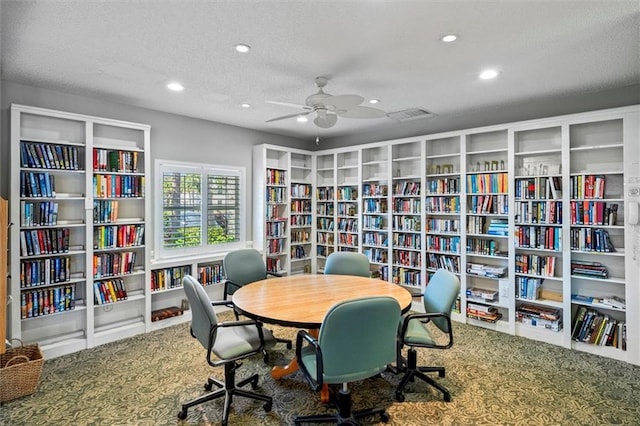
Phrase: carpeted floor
[{"left": 2, "top": 310, "right": 640, "bottom": 425}]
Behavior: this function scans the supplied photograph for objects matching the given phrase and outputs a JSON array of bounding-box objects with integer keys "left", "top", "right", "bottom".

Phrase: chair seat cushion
[
  {"left": 212, "top": 324, "right": 277, "bottom": 359},
  {"left": 402, "top": 316, "right": 437, "bottom": 346},
  {"left": 299, "top": 346, "right": 387, "bottom": 384}
]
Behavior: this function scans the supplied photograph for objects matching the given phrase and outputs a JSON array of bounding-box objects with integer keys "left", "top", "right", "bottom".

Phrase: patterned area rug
[{"left": 3, "top": 310, "right": 640, "bottom": 425}]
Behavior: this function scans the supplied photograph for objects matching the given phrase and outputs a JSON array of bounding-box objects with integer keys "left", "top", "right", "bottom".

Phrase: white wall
[{"left": 317, "top": 84, "right": 640, "bottom": 150}]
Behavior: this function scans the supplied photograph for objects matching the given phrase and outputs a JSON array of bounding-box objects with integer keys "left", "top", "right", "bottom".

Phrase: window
[{"left": 155, "top": 160, "right": 245, "bottom": 258}]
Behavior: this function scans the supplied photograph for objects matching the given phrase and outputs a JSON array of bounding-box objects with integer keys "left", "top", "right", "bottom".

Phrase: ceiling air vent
[{"left": 387, "top": 108, "right": 435, "bottom": 122}]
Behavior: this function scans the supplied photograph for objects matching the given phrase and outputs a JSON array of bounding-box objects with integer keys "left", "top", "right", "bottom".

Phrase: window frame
[{"left": 154, "top": 159, "right": 246, "bottom": 260}]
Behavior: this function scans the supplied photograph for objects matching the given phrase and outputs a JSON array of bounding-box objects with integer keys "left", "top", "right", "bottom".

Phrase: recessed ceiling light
[
  {"left": 235, "top": 44, "right": 251, "bottom": 53},
  {"left": 167, "top": 82, "right": 184, "bottom": 92},
  {"left": 241, "top": 103, "right": 251, "bottom": 108},
  {"left": 441, "top": 34, "right": 457, "bottom": 42},
  {"left": 479, "top": 69, "right": 500, "bottom": 80},
  {"left": 297, "top": 116, "right": 308, "bottom": 123},
  {"left": 369, "top": 99, "right": 380, "bottom": 104}
]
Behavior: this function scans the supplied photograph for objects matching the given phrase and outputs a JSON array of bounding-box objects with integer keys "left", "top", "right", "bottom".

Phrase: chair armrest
[
  {"left": 223, "top": 280, "right": 241, "bottom": 300},
  {"left": 400, "top": 312, "right": 454, "bottom": 349},
  {"left": 295, "top": 330, "right": 323, "bottom": 391},
  {"left": 210, "top": 300, "right": 235, "bottom": 310},
  {"left": 206, "top": 318, "right": 267, "bottom": 366}
]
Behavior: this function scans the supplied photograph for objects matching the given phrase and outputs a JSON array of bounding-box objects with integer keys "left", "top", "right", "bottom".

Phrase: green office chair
[
  {"left": 323, "top": 251, "right": 370, "bottom": 277},
  {"left": 178, "top": 275, "right": 274, "bottom": 425},
  {"left": 223, "top": 248, "right": 292, "bottom": 354},
  {"left": 394, "top": 269, "right": 460, "bottom": 402},
  {"left": 223, "top": 248, "right": 283, "bottom": 299},
  {"left": 294, "top": 296, "right": 401, "bottom": 425}
]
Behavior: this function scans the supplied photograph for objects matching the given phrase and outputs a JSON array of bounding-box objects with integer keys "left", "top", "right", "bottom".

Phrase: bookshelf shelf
[
  {"left": 570, "top": 275, "right": 626, "bottom": 284},
  {"left": 467, "top": 148, "right": 508, "bottom": 155},
  {"left": 569, "top": 143, "right": 623, "bottom": 152},
  {"left": 515, "top": 150, "right": 563, "bottom": 156}
]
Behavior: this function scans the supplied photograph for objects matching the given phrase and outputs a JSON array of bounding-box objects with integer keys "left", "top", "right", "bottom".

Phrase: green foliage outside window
[{"left": 161, "top": 168, "right": 240, "bottom": 249}]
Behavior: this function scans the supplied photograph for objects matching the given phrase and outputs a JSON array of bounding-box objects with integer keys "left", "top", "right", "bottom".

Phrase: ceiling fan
[{"left": 266, "top": 76, "right": 387, "bottom": 129}]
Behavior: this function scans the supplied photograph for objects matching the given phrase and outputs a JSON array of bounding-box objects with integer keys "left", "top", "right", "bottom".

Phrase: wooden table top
[{"left": 232, "top": 274, "right": 413, "bottom": 329}]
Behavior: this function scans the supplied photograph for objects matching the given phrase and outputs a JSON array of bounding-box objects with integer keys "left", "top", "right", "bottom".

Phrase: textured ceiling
[{"left": 2, "top": 1, "right": 639, "bottom": 145}]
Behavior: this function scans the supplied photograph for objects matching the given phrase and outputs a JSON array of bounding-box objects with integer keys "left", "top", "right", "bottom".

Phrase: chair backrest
[
  {"left": 224, "top": 249, "right": 268, "bottom": 289},
  {"left": 183, "top": 274, "right": 218, "bottom": 349},
  {"left": 423, "top": 269, "right": 461, "bottom": 333},
  {"left": 324, "top": 252, "right": 370, "bottom": 277},
  {"left": 317, "top": 296, "right": 400, "bottom": 383}
]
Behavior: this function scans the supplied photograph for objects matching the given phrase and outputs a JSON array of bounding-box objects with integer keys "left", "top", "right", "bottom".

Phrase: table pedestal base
[{"left": 271, "top": 359, "right": 298, "bottom": 379}]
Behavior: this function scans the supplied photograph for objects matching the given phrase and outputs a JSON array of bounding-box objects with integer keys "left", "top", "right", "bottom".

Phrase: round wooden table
[
  {"left": 233, "top": 273, "right": 412, "bottom": 401},
  {"left": 232, "top": 274, "right": 413, "bottom": 329}
]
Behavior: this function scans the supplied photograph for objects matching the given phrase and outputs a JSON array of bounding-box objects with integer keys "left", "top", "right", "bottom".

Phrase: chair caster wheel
[
  {"left": 177, "top": 409, "right": 187, "bottom": 420},
  {"left": 204, "top": 382, "right": 213, "bottom": 391},
  {"left": 443, "top": 393, "right": 452, "bottom": 402},
  {"left": 263, "top": 402, "right": 272, "bottom": 412},
  {"left": 380, "top": 412, "right": 390, "bottom": 422},
  {"left": 251, "top": 380, "right": 259, "bottom": 390},
  {"left": 286, "top": 342, "right": 293, "bottom": 349},
  {"left": 439, "top": 370, "right": 446, "bottom": 378},
  {"left": 395, "top": 391, "right": 405, "bottom": 402}
]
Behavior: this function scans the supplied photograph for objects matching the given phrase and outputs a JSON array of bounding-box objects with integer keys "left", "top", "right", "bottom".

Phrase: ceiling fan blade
[
  {"left": 266, "top": 111, "right": 312, "bottom": 123},
  {"left": 323, "top": 94, "right": 364, "bottom": 110},
  {"left": 313, "top": 113, "right": 338, "bottom": 129},
  {"left": 336, "top": 106, "right": 388, "bottom": 119},
  {"left": 266, "top": 100, "right": 313, "bottom": 110}
]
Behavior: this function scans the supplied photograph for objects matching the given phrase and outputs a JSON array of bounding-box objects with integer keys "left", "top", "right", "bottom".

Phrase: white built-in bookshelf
[
  {"left": 9, "top": 105, "right": 234, "bottom": 358},
  {"left": 289, "top": 152, "right": 314, "bottom": 275},
  {"left": 391, "top": 141, "right": 423, "bottom": 288},
  {"left": 315, "top": 152, "right": 337, "bottom": 272},
  {"left": 10, "top": 104, "right": 151, "bottom": 358},
  {"left": 252, "top": 105, "right": 639, "bottom": 365},
  {"left": 253, "top": 145, "right": 318, "bottom": 276},
  {"left": 148, "top": 254, "right": 227, "bottom": 331},
  {"left": 361, "top": 145, "right": 390, "bottom": 277}
]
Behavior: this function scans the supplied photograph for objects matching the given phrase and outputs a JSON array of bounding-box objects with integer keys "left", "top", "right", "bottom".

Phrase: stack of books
[
  {"left": 466, "top": 287, "right": 498, "bottom": 302},
  {"left": 466, "top": 262, "right": 507, "bottom": 278},
  {"left": 466, "top": 302, "right": 502, "bottom": 323},
  {"left": 571, "top": 294, "right": 626, "bottom": 310},
  {"left": 516, "top": 303, "right": 562, "bottom": 332},
  {"left": 571, "top": 260, "right": 608, "bottom": 279},
  {"left": 601, "top": 295, "right": 626, "bottom": 309},
  {"left": 487, "top": 218, "right": 508, "bottom": 236}
]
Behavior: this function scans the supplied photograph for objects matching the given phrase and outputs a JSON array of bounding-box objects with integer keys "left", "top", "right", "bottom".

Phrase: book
[
  {"left": 151, "top": 306, "right": 183, "bottom": 322},
  {"left": 571, "top": 294, "right": 594, "bottom": 304},
  {"left": 601, "top": 295, "right": 626, "bottom": 309},
  {"left": 571, "top": 305, "right": 588, "bottom": 340},
  {"left": 577, "top": 311, "right": 596, "bottom": 342}
]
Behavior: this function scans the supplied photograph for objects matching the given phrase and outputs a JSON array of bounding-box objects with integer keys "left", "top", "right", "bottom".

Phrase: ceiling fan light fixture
[
  {"left": 369, "top": 99, "right": 380, "bottom": 104},
  {"left": 296, "top": 116, "right": 308, "bottom": 123},
  {"left": 441, "top": 34, "right": 457, "bottom": 42},
  {"left": 314, "top": 113, "right": 338, "bottom": 129}
]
